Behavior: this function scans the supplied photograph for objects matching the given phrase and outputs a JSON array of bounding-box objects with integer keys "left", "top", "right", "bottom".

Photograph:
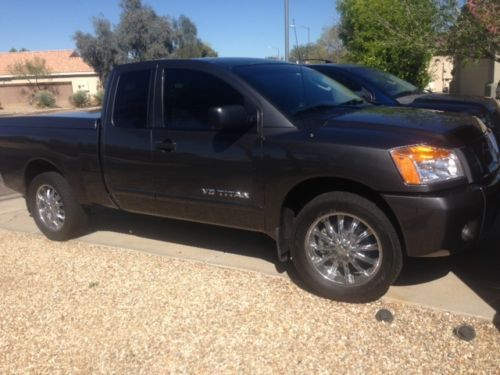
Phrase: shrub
[
  {"left": 71, "top": 90, "right": 91, "bottom": 108},
  {"left": 34, "top": 90, "right": 56, "bottom": 108},
  {"left": 93, "top": 90, "right": 104, "bottom": 106}
]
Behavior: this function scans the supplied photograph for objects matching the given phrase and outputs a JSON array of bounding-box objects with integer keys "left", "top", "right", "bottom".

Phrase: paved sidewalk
[{"left": 0, "top": 196, "right": 498, "bottom": 322}]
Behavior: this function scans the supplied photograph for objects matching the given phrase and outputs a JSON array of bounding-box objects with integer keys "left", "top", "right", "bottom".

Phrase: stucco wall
[
  {"left": 0, "top": 74, "right": 100, "bottom": 94},
  {"left": 67, "top": 75, "right": 101, "bottom": 95},
  {"left": 450, "top": 58, "right": 500, "bottom": 97}
]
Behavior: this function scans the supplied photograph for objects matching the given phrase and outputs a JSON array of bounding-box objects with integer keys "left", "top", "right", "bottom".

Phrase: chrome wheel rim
[
  {"left": 305, "top": 213, "right": 382, "bottom": 286},
  {"left": 35, "top": 184, "right": 65, "bottom": 231}
]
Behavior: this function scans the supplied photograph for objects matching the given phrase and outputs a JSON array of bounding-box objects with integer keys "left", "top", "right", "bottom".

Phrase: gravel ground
[{"left": 0, "top": 230, "right": 498, "bottom": 374}]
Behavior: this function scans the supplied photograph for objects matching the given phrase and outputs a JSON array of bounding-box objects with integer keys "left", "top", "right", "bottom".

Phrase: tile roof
[{"left": 0, "top": 49, "right": 95, "bottom": 75}]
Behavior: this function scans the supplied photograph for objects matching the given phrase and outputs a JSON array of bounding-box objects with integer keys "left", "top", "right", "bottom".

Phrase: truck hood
[
  {"left": 399, "top": 93, "right": 500, "bottom": 115},
  {"left": 313, "top": 106, "right": 484, "bottom": 148}
]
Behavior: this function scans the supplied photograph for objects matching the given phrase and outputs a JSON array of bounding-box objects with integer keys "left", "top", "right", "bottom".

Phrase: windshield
[
  {"left": 233, "top": 64, "right": 364, "bottom": 117},
  {"left": 353, "top": 67, "right": 419, "bottom": 98}
]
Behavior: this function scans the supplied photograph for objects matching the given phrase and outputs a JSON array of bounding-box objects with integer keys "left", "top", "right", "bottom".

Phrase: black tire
[
  {"left": 291, "top": 192, "right": 403, "bottom": 303},
  {"left": 27, "top": 172, "right": 88, "bottom": 241}
]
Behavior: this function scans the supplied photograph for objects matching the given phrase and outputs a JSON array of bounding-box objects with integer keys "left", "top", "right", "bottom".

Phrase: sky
[{"left": 0, "top": 0, "right": 338, "bottom": 58}]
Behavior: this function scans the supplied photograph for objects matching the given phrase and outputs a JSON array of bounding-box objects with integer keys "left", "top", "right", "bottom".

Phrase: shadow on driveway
[
  {"left": 395, "top": 230, "right": 500, "bottom": 329},
  {"left": 87, "top": 207, "right": 499, "bottom": 326}
]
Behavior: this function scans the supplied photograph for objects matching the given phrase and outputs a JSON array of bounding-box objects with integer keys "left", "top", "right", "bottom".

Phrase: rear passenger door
[
  {"left": 151, "top": 66, "right": 264, "bottom": 231},
  {"left": 101, "top": 65, "right": 157, "bottom": 214}
]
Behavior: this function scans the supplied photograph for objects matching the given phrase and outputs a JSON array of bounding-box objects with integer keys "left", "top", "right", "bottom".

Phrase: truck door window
[
  {"left": 163, "top": 69, "right": 244, "bottom": 130},
  {"left": 113, "top": 69, "right": 151, "bottom": 128}
]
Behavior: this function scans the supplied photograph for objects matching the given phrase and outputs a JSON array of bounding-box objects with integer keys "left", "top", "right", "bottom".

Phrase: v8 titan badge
[{"left": 202, "top": 188, "right": 250, "bottom": 200}]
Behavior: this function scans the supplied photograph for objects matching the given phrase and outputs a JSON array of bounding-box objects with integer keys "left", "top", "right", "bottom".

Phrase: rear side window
[
  {"left": 113, "top": 69, "right": 151, "bottom": 128},
  {"left": 163, "top": 69, "right": 244, "bottom": 130}
]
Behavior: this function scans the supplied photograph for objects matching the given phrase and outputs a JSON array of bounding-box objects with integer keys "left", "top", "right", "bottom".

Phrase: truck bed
[{"left": 0, "top": 111, "right": 111, "bottom": 207}]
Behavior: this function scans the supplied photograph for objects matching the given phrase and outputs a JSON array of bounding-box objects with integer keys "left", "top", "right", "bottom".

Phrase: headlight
[{"left": 390, "top": 145, "right": 464, "bottom": 185}]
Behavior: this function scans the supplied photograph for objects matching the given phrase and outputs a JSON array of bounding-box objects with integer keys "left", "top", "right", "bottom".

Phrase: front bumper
[{"left": 383, "top": 174, "right": 500, "bottom": 257}]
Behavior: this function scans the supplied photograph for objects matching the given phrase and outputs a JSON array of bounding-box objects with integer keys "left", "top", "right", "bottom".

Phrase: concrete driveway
[
  {"left": 0, "top": 194, "right": 498, "bottom": 323},
  {"left": 0, "top": 176, "right": 16, "bottom": 199}
]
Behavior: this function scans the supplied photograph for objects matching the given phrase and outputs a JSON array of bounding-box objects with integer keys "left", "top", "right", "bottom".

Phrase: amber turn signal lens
[{"left": 390, "top": 145, "right": 461, "bottom": 185}]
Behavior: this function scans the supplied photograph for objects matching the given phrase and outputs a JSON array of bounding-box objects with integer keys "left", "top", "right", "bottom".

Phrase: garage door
[{"left": 0, "top": 82, "right": 73, "bottom": 107}]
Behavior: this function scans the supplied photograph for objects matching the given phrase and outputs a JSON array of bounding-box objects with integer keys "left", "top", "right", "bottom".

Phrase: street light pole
[{"left": 285, "top": 0, "right": 290, "bottom": 62}]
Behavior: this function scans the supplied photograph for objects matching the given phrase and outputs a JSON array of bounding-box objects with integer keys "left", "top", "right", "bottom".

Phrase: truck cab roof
[{"left": 117, "top": 57, "right": 287, "bottom": 70}]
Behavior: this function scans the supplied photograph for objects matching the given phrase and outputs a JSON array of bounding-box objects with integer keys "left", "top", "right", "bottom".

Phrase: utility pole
[{"left": 285, "top": 0, "right": 290, "bottom": 62}]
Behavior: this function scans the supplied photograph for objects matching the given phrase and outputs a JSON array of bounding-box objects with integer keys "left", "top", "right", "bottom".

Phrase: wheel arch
[
  {"left": 278, "top": 176, "right": 405, "bottom": 256},
  {"left": 24, "top": 159, "right": 64, "bottom": 193}
]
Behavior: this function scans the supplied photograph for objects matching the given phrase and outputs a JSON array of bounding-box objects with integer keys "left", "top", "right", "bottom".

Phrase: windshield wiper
[
  {"left": 294, "top": 100, "right": 366, "bottom": 115},
  {"left": 293, "top": 104, "right": 338, "bottom": 116}
]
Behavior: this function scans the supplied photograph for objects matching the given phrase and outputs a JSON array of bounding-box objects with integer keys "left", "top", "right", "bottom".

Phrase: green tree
[
  {"left": 116, "top": 0, "right": 175, "bottom": 61},
  {"left": 337, "top": 0, "right": 456, "bottom": 89},
  {"left": 445, "top": 0, "right": 499, "bottom": 63},
  {"left": 290, "top": 26, "right": 346, "bottom": 63},
  {"left": 172, "top": 15, "right": 217, "bottom": 58},
  {"left": 74, "top": 0, "right": 217, "bottom": 84},
  {"left": 8, "top": 57, "right": 51, "bottom": 91},
  {"left": 74, "top": 18, "right": 122, "bottom": 84}
]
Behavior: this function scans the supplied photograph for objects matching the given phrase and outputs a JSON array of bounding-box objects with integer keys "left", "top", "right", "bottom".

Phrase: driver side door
[{"left": 151, "top": 66, "right": 265, "bottom": 231}]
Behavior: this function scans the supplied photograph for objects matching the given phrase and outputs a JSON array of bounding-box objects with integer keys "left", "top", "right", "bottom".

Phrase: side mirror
[{"left": 208, "top": 105, "right": 251, "bottom": 130}]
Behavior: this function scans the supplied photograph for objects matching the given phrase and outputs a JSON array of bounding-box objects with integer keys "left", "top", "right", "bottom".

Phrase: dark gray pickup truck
[{"left": 1, "top": 58, "right": 499, "bottom": 302}]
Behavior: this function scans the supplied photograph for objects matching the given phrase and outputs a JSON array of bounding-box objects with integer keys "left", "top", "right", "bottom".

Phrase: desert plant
[
  {"left": 93, "top": 90, "right": 104, "bottom": 106},
  {"left": 9, "top": 57, "right": 50, "bottom": 91},
  {"left": 34, "top": 90, "right": 56, "bottom": 108},
  {"left": 71, "top": 90, "right": 91, "bottom": 108}
]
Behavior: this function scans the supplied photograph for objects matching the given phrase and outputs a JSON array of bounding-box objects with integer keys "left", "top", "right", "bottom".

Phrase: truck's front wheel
[
  {"left": 291, "top": 192, "right": 402, "bottom": 303},
  {"left": 27, "top": 172, "right": 88, "bottom": 241}
]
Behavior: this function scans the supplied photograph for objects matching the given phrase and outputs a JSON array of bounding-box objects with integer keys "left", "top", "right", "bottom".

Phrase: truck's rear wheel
[
  {"left": 291, "top": 192, "right": 402, "bottom": 303},
  {"left": 27, "top": 172, "right": 88, "bottom": 241}
]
